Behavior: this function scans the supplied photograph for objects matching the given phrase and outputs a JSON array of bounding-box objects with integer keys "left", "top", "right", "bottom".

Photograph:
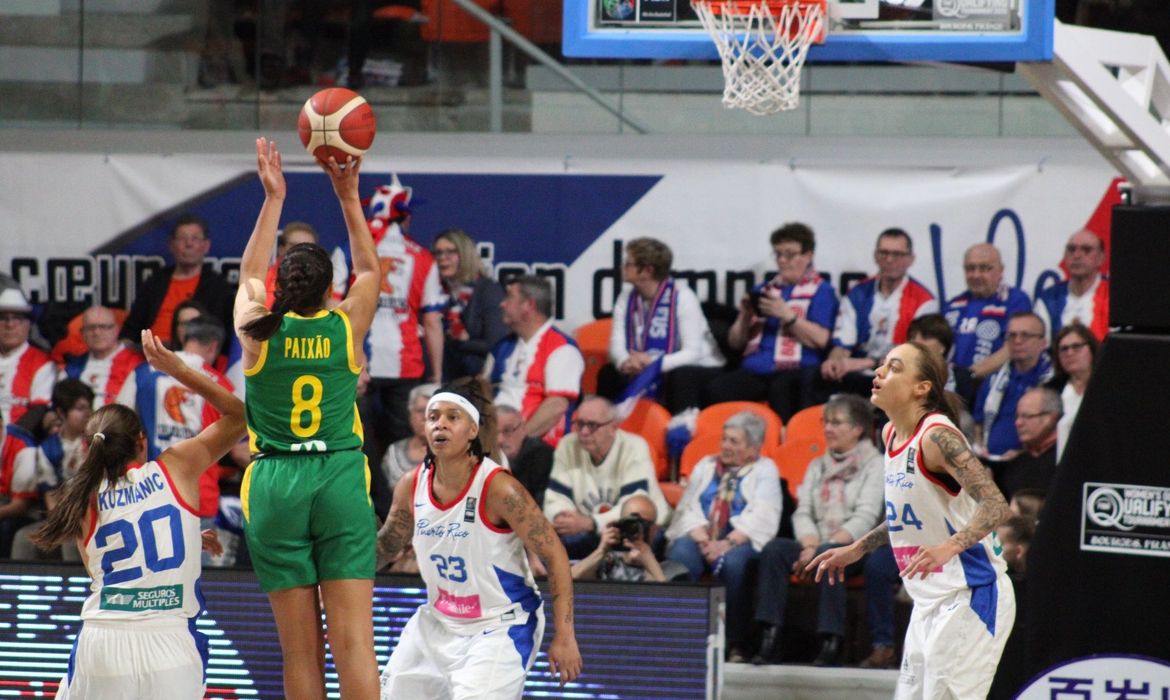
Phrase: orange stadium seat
[
  {"left": 678, "top": 433, "right": 722, "bottom": 480},
  {"left": 574, "top": 318, "right": 612, "bottom": 396},
  {"left": 659, "top": 480, "right": 684, "bottom": 508},
  {"left": 767, "top": 438, "right": 825, "bottom": 499},
  {"left": 784, "top": 403, "right": 825, "bottom": 447},
  {"left": 620, "top": 398, "right": 671, "bottom": 480},
  {"left": 695, "top": 401, "right": 783, "bottom": 445}
]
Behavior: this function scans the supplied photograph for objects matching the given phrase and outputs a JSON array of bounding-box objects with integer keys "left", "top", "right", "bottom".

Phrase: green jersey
[{"left": 244, "top": 309, "right": 364, "bottom": 455}]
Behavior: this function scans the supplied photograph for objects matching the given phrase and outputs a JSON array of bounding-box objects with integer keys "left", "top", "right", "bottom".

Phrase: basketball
[{"left": 297, "top": 88, "right": 377, "bottom": 164}]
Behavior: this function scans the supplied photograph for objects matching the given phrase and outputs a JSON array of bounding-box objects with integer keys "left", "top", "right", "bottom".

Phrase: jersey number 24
[{"left": 886, "top": 500, "right": 924, "bottom": 532}]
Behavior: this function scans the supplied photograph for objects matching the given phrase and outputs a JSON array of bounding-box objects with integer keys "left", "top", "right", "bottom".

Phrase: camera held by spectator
[{"left": 571, "top": 495, "right": 686, "bottom": 583}]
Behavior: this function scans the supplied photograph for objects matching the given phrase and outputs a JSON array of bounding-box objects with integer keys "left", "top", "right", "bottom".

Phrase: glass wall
[{"left": 0, "top": 0, "right": 1084, "bottom": 136}]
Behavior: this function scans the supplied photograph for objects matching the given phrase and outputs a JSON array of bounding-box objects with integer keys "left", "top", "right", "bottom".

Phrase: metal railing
[{"left": 447, "top": 0, "right": 650, "bottom": 134}]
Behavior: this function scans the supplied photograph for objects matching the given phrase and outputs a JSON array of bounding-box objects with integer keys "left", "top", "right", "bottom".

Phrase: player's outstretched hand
[
  {"left": 547, "top": 633, "right": 582, "bottom": 687},
  {"left": 901, "top": 541, "right": 960, "bottom": 580},
  {"left": 255, "top": 137, "right": 286, "bottom": 200},
  {"left": 320, "top": 153, "right": 362, "bottom": 201},
  {"left": 142, "top": 330, "right": 187, "bottom": 379},
  {"left": 201, "top": 529, "right": 224, "bottom": 557},
  {"left": 806, "top": 543, "right": 862, "bottom": 585}
]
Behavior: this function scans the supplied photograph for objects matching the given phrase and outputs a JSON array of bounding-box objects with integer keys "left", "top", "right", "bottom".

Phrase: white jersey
[
  {"left": 884, "top": 413, "right": 1008, "bottom": 611},
  {"left": 410, "top": 458, "right": 541, "bottom": 634},
  {"left": 80, "top": 460, "right": 205, "bottom": 621}
]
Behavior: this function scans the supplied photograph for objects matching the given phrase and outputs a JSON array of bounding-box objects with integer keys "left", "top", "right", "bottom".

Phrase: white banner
[{"left": 0, "top": 138, "right": 1118, "bottom": 332}]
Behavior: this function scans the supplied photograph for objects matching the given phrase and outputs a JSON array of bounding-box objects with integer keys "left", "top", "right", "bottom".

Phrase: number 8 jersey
[
  {"left": 410, "top": 458, "right": 542, "bottom": 635},
  {"left": 883, "top": 413, "right": 1008, "bottom": 610},
  {"left": 81, "top": 460, "right": 205, "bottom": 621},
  {"left": 243, "top": 310, "right": 363, "bottom": 455}
]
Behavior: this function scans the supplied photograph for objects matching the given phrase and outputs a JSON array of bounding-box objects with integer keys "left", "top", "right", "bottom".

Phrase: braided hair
[
  {"left": 240, "top": 242, "right": 334, "bottom": 341},
  {"left": 422, "top": 380, "right": 498, "bottom": 470}
]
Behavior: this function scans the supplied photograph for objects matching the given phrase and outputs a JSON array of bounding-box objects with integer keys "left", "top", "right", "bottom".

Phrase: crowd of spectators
[{"left": 0, "top": 207, "right": 1104, "bottom": 669}]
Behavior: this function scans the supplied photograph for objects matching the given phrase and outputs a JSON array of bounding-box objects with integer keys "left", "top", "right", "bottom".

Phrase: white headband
[{"left": 426, "top": 392, "right": 481, "bottom": 426}]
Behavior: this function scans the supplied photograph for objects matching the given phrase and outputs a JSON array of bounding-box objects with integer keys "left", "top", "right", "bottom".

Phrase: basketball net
[{"left": 692, "top": 0, "right": 827, "bottom": 115}]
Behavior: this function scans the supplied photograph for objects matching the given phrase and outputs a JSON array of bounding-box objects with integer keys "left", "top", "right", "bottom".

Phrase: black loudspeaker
[{"left": 1109, "top": 205, "right": 1170, "bottom": 331}]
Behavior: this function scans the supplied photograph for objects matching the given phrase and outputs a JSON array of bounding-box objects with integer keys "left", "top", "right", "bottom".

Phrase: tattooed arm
[
  {"left": 488, "top": 471, "right": 582, "bottom": 686},
  {"left": 805, "top": 522, "right": 889, "bottom": 585},
  {"left": 375, "top": 476, "right": 417, "bottom": 571},
  {"left": 901, "top": 426, "right": 1012, "bottom": 579}
]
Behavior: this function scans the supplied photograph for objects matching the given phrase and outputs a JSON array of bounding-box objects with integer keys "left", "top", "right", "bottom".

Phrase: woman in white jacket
[{"left": 666, "top": 411, "right": 782, "bottom": 662}]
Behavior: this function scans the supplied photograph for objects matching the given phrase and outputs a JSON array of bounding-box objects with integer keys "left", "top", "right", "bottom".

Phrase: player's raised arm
[
  {"left": 488, "top": 471, "right": 582, "bottom": 686},
  {"left": 235, "top": 138, "right": 287, "bottom": 338},
  {"left": 144, "top": 330, "right": 246, "bottom": 482},
  {"left": 323, "top": 155, "right": 379, "bottom": 340}
]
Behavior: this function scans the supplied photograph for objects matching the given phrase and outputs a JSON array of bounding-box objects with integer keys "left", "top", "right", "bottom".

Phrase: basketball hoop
[{"left": 691, "top": 0, "right": 827, "bottom": 115}]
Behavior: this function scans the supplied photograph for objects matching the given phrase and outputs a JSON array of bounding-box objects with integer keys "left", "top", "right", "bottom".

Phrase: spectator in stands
[
  {"left": 752, "top": 394, "right": 884, "bottom": 666},
  {"left": 998, "top": 514, "right": 1033, "bottom": 577},
  {"left": 571, "top": 494, "right": 686, "bottom": 582},
  {"left": 117, "top": 316, "right": 233, "bottom": 541},
  {"left": 264, "top": 222, "right": 337, "bottom": 308},
  {"left": 666, "top": 411, "right": 782, "bottom": 662},
  {"left": 973, "top": 312, "right": 1053, "bottom": 461},
  {"left": 360, "top": 175, "right": 444, "bottom": 472},
  {"left": 484, "top": 275, "right": 584, "bottom": 446},
  {"left": 1010, "top": 488, "right": 1047, "bottom": 522},
  {"left": 497, "top": 405, "right": 554, "bottom": 507},
  {"left": 10, "top": 379, "right": 93, "bottom": 561},
  {"left": 60, "top": 306, "right": 143, "bottom": 407},
  {"left": 0, "top": 287, "right": 55, "bottom": 427},
  {"left": 705, "top": 223, "right": 838, "bottom": 421},
  {"left": 822, "top": 229, "right": 936, "bottom": 398},
  {"left": 1047, "top": 322, "right": 1098, "bottom": 461},
  {"left": 121, "top": 214, "right": 234, "bottom": 352},
  {"left": 943, "top": 244, "right": 1032, "bottom": 407},
  {"left": 1035, "top": 229, "right": 1109, "bottom": 341},
  {"left": 375, "top": 382, "right": 439, "bottom": 518},
  {"left": 858, "top": 544, "right": 902, "bottom": 669},
  {"left": 993, "top": 387, "right": 1061, "bottom": 501},
  {"left": 543, "top": 396, "right": 670, "bottom": 558},
  {"left": 0, "top": 404, "right": 57, "bottom": 558},
  {"left": 431, "top": 229, "right": 507, "bottom": 381},
  {"left": 988, "top": 514, "right": 1035, "bottom": 700},
  {"left": 600, "top": 237, "right": 724, "bottom": 413}
]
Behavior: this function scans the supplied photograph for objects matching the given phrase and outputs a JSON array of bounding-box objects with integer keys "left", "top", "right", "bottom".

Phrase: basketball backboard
[{"left": 563, "top": 0, "right": 1054, "bottom": 62}]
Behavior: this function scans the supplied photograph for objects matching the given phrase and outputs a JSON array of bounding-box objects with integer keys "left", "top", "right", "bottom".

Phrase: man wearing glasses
[
  {"left": 542, "top": 396, "right": 670, "bottom": 558},
  {"left": 706, "top": 223, "right": 838, "bottom": 421},
  {"left": 822, "top": 228, "right": 936, "bottom": 398},
  {"left": 0, "top": 287, "right": 54, "bottom": 426},
  {"left": 942, "top": 243, "right": 1033, "bottom": 407},
  {"left": 120, "top": 214, "right": 234, "bottom": 353},
  {"left": 993, "top": 387, "right": 1062, "bottom": 501},
  {"left": 973, "top": 312, "right": 1054, "bottom": 461},
  {"left": 60, "top": 306, "right": 143, "bottom": 407},
  {"left": 1034, "top": 229, "right": 1109, "bottom": 342}
]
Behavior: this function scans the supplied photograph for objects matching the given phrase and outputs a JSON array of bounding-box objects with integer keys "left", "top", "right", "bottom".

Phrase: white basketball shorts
[
  {"left": 896, "top": 575, "right": 1016, "bottom": 700},
  {"left": 381, "top": 604, "right": 545, "bottom": 700},
  {"left": 56, "top": 618, "right": 208, "bottom": 700}
]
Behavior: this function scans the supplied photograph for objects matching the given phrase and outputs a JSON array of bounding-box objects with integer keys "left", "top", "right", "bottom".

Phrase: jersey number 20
[{"left": 95, "top": 504, "right": 185, "bottom": 585}]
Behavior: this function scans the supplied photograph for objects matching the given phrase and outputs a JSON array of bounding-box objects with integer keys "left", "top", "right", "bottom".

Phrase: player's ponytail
[
  {"left": 32, "top": 405, "right": 143, "bottom": 549},
  {"left": 241, "top": 243, "right": 334, "bottom": 341},
  {"left": 908, "top": 341, "right": 964, "bottom": 425}
]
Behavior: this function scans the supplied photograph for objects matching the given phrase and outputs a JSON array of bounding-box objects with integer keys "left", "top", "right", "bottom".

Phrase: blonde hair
[{"left": 434, "top": 229, "right": 486, "bottom": 287}]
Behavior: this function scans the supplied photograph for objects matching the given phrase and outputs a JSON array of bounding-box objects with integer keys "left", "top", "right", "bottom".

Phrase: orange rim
[{"left": 693, "top": 0, "right": 827, "bottom": 17}]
